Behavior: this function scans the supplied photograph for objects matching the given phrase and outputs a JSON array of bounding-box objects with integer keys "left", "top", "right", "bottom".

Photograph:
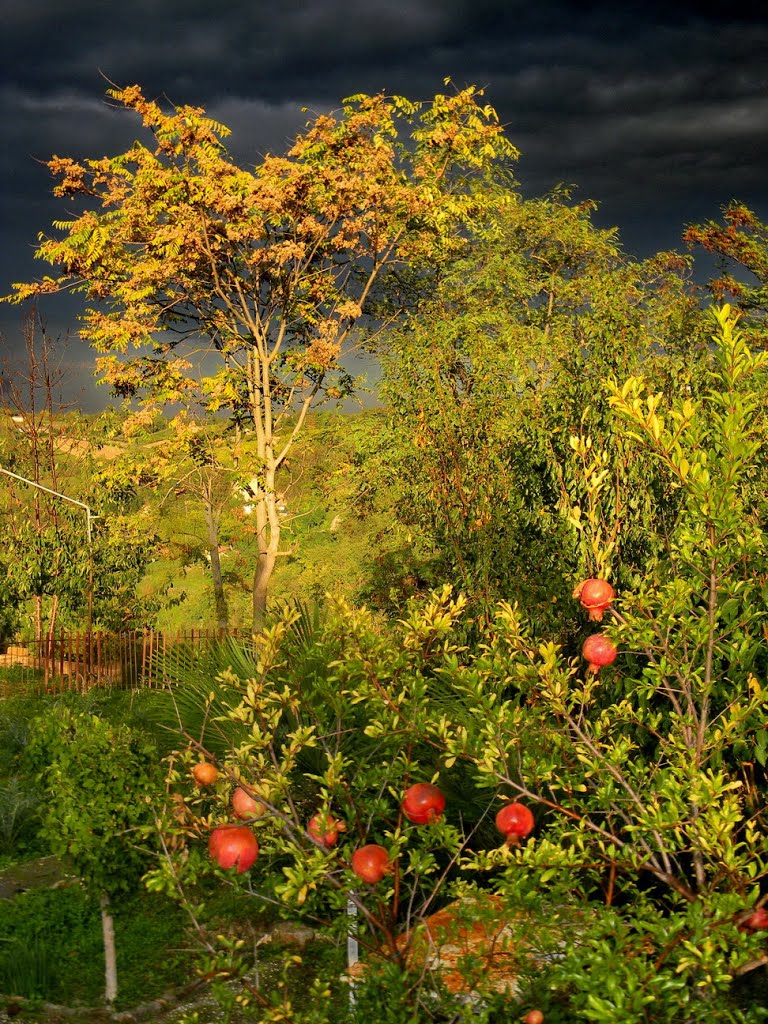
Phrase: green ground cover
[{"left": 0, "top": 887, "right": 186, "bottom": 1008}]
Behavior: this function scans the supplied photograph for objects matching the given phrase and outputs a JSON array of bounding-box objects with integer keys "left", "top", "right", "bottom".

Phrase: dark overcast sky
[{"left": 1, "top": 0, "right": 767, "bottom": 409}]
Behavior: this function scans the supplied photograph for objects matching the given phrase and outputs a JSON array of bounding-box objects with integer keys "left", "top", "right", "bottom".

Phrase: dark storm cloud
[
  {"left": 1, "top": 0, "right": 767, "bottom": 404},
  {"left": 5, "top": 2, "right": 766, "bottom": 188}
]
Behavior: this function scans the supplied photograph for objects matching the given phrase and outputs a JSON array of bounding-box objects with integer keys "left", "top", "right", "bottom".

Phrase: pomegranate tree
[
  {"left": 572, "top": 578, "right": 615, "bottom": 621},
  {"left": 582, "top": 634, "right": 618, "bottom": 674},
  {"left": 401, "top": 783, "right": 446, "bottom": 824}
]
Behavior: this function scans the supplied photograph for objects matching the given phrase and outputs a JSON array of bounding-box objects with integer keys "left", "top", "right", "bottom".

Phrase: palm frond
[{"left": 136, "top": 635, "right": 260, "bottom": 757}]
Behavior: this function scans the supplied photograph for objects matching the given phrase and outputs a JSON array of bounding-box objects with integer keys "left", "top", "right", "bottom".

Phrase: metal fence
[{"left": 0, "top": 628, "right": 248, "bottom": 695}]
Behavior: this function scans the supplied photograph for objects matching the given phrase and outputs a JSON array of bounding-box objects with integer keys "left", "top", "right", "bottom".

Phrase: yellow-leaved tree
[{"left": 4, "top": 82, "right": 517, "bottom": 627}]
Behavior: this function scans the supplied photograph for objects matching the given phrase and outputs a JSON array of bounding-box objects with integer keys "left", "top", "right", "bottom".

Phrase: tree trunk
[
  {"left": 251, "top": 485, "right": 280, "bottom": 632},
  {"left": 34, "top": 595, "right": 42, "bottom": 649},
  {"left": 100, "top": 890, "right": 118, "bottom": 1007},
  {"left": 46, "top": 593, "right": 59, "bottom": 664},
  {"left": 204, "top": 499, "right": 229, "bottom": 632},
  {"left": 252, "top": 547, "right": 278, "bottom": 632}
]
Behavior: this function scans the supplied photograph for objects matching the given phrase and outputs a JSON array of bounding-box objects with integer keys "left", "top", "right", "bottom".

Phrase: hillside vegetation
[{"left": 0, "top": 402, "right": 405, "bottom": 641}]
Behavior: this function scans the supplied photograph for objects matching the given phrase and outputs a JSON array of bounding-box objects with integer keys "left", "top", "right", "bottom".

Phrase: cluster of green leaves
[{"left": 23, "top": 706, "right": 163, "bottom": 898}]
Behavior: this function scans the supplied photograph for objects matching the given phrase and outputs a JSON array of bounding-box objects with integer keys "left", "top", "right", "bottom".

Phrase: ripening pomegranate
[
  {"left": 208, "top": 824, "right": 259, "bottom": 873},
  {"left": 308, "top": 813, "right": 345, "bottom": 847},
  {"left": 573, "top": 578, "right": 615, "bottom": 621},
  {"left": 495, "top": 802, "right": 535, "bottom": 841},
  {"left": 739, "top": 906, "right": 768, "bottom": 932},
  {"left": 522, "top": 1011, "right": 545, "bottom": 1024},
  {"left": 231, "top": 786, "right": 267, "bottom": 820},
  {"left": 192, "top": 761, "right": 218, "bottom": 786},
  {"left": 351, "top": 844, "right": 391, "bottom": 883},
  {"left": 401, "top": 783, "right": 446, "bottom": 824},
  {"left": 582, "top": 634, "right": 618, "bottom": 673}
]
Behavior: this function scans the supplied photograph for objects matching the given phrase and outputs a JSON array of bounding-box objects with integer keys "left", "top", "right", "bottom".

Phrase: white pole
[
  {"left": 0, "top": 466, "right": 97, "bottom": 539},
  {"left": 347, "top": 895, "right": 359, "bottom": 1010}
]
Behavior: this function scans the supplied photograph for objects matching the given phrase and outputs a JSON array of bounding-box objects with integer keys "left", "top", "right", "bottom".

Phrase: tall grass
[
  {"left": 0, "top": 777, "right": 39, "bottom": 853},
  {"left": 0, "top": 934, "right": 50, "bottom": 998}
]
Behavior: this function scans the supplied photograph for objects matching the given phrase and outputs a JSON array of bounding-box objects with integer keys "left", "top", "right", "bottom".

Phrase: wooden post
[
  {"left": 73, "top": 630, "right": 79, "bottom": 692},
  {"left": 58, "top": 631, "right": 65, "bottom": 692}
]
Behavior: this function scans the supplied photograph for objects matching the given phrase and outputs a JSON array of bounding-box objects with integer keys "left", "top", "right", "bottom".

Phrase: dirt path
[{"left": 0, "top": 854, "right": 76, "bottom": 899}]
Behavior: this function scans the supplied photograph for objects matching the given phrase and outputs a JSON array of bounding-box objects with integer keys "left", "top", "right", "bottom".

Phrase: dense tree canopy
[{"left": 371, "top": 186, "right": 707, "bottom": 630}]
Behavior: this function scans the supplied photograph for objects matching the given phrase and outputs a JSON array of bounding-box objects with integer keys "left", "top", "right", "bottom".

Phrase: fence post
[
  {"left": 58, "top": 630, "right": 65, "bottom": 693},
  {"left": 73, "top": 630, "right": 80, "bottom": 693}
]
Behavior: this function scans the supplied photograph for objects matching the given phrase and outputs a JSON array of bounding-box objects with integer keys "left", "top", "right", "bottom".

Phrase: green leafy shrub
[
  {"left": 0, "top": 887, "right": 100, "bottom": 1002},
  {"left": 372, "top": 188, "right": 706, "bottom": 632},
  {"left": 23, "top": 705, "right": 165, "bottom": 1006}
]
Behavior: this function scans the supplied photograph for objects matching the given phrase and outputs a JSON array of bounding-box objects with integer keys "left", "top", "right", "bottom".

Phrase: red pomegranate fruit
[
  {"left": 401, "top": 783, "right": 446, "bottom": 824},
  {"left": 192, "top": 761, "right": 218, "bottom": 786},
  {"left": 523, "top": 1011, "right": 545, "bottom": 1024},
  {"left": 351, "top": 844, "right": 391, "bottom": 883},
  {"left": 308, "top": 813, "right": 345, "bottom": 847},
  {"left": 208, "top": 824, "right": 259, "bottom": 873},
  {"left": 739, "top": 906, "right": 768, "bottom": 931},
  {"left": 231, "top": 786, "right": 267, "bottom": 820},
  {"left": 582, "top": 634, "right": 618, "bottom": 673},
  {"left": 495, "top": 802, "right": 535, "bottom": 842},
  {"left": 573, "top": 578, "right": 615, "bottom": 621}
]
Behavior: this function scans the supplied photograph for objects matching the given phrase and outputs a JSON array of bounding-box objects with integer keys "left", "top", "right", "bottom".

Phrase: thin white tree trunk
[
  {"left": 251, "top": 476, "right": 280, "bottom": 632},
  {"left": 204, "top": 496, "right": 229, "bottom": 631},
  {"left": 100, "top": 890, "right": 118, "bottom": 1007}
]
